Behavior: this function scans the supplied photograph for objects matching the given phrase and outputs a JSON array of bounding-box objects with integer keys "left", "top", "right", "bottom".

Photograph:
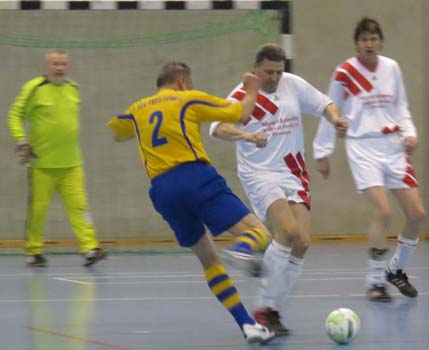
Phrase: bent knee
[
  {"left": 408, "top": 206, "right": 427, "bottom": 224},
  {"left": 275, "top": 222, "right": 299, "bottom": 242},
  {"left": 293, "top": 235, "right": 311, "bottom": 255},
  {"left": 375, "top": 208, "right": 391, "bottom": 226}
]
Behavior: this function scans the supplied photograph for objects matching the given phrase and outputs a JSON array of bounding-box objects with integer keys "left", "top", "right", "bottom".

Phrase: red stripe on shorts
[
  {"left": 403, "top": 175, "right": 418, "bottom": 188},
  {"left": 284, "top": 153, "right": 311, "bottom": 208},
  {"left": 402, "top": 165, "right": 418, "bottom": 187},
  {"left": 296, "top": 151, "right": 309, "bottom": 190}
]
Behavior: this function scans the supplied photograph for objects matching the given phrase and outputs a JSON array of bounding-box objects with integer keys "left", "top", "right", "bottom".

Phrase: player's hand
[
  {"left": 245, "top": 131, "right": 267, "bottom": 148},
  {"left": 16, "top": 141, "right": 37, "bottom": 165},
  {"left": 242, "top": 73, "right": 261, "bottom": 93},
  {"left": 403, "top": 136, "right": 417, "bottom": 155},
  {"left": 316, "top": 157, "right": 330, "bottom": 179},
  {"left": 334, "top": 117, "right": 348, "bottom": 138}
]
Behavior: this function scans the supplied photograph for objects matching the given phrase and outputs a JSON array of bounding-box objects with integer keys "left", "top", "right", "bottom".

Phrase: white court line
[
  {"left": 0, "top": 292, "right": 427, "bottom": 303},
  {"left": 53, "top": 277, "right": 93, "bottom": 285},
  {"left": 0, "top": 271, "right": 151, "bottom": 278},
  {"left": 70, "top": 279, "right": 250, "bottom": 285},
  {"left": 47, "top": 271, "right": 407, "bottom": 281},
  {"left": 0, "top": 266, "right": 427, "bottom": 279},
  {"left": 54, "top": 275, "right": 418, "bottom": 285},
  {"left": 303, "top": 267, "right": 429, "bottom": 273}
]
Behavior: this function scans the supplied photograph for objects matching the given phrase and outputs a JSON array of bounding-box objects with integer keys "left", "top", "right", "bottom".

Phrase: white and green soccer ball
[{"left": 325, "top": 308, "right": 360, "bottom": 344}]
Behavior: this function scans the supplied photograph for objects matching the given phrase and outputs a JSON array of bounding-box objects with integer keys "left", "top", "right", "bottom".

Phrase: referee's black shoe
[
  {"left": 83, "top": 248, "right": 107, "bottom": 267},
  {"left": 26, "top": 254, "right": 47, "bottom": 267}
]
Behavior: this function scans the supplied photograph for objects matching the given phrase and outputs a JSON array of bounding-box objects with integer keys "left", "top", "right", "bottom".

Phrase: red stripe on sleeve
[
  {"left": 256, "top": 94, "right": 278, "bottom": 115},
  {"left": 232, "top": 90, "right": 266, "bottom": 123},
  {"left": 252, "top": 106, "right": 266, "bottom": 121},
  {"left": 335, "top": 71, "right": 361, "bottom": 95},
  {"left": 231, "top": 90, "right": 245, "bottom": 101},
  {"left": 342, "top": 62, "right": 373, "bottom": 92}
]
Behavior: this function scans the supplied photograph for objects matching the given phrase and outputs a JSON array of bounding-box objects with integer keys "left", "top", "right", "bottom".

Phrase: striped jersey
[
  {"left": 8, "top": 76, "right": 82, "bottom": 168},
  {"left": 313, "top": 55, "right": 416, "bottom": 159},
  {"left": 210, "top": 73, "right": 331, "bottom": 174},
  {"left": 108, "top": 88, "right": 242, "bottom": 179}
]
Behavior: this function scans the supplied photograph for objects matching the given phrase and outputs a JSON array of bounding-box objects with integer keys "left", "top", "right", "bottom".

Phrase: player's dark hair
[
  {"left": 254, "top": 43, "right": 286, "bottom": 66},
  {"left": 156, "top": 62, "right": 191, "bottom": 88},
  {"left": 354, "top": 17, "right": 384, "bottom": 43}
]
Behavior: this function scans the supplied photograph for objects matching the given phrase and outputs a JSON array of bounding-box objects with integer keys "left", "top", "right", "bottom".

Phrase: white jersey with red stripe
[
  {"left": 210, "top": 72, "right": 331, "bottom": 216},
  {"left": 217, "top": 72, "right": 331, "bottom": 173},
  {"left": 313, "top": 55, "right": 416, "bottom": 159}
]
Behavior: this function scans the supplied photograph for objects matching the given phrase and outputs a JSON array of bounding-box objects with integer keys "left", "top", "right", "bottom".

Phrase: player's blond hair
[{"left": 156, "top": 61, "right": 191, "bottom": 88}]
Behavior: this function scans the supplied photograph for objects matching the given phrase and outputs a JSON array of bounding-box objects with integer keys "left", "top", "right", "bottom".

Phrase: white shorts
[
  {"left": 345, "top": 134, "right": 418, "bottom": 192},
  {"left": 238, "top": 170, "right": 310, "bottom": 222}
]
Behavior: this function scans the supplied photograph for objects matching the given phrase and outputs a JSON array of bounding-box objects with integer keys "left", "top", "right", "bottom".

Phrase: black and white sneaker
[
  {"left": 367, "top": 283, "right": 392, "bottom": 302},
  {"left": 242, "top": 322, "right": 275, "bottom": 344},
  {"left": 83, "top": 248, "right": 107, "bottom": 267},
  {"left": 386, "top": 269, "right": 418, "bottom": 298},
  {"left": 26, "top": 254, "right": 47, "bottom": 267}
]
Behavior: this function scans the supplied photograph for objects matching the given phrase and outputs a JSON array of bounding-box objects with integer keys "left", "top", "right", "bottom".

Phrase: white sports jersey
[
  {"left": 210, "top": 73, "right": 331, "bottom": 213},
  {"left": 313, "top": 55, "right": 416, "bottom": 159},
  {"left": 211, "top": 72, "right": 331, "bottom": 174}
]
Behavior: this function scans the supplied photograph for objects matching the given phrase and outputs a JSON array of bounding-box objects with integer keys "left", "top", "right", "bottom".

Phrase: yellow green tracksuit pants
[{"left": 25, "top": 166, "right": 99, "bottom": 255}]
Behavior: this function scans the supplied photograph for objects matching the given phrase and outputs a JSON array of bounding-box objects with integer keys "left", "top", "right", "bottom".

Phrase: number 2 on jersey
[{"left": 150, "top": 111, "right": 168, "bottom": 147}]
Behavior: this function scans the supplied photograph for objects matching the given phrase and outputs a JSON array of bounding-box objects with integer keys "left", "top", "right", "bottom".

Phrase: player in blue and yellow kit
[{"left": 108, "top": 62, "right": 274, "bottom": 344}]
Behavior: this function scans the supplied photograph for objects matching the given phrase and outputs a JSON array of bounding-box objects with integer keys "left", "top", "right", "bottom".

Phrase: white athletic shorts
[
  {"left": 238, "top": 170, "right": 310, "bottom": 222},
  {"left": 345, "top": 134, "right": 418, "bottom": 192}
]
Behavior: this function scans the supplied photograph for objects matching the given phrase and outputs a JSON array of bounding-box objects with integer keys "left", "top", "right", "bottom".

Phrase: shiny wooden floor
[{"left": 0, "top": 240, "right": 428, "bottom": 350}]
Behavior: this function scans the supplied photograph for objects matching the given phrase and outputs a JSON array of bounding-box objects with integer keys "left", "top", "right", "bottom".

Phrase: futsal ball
[{"left": 325, "top": 308, "right": 360, "bottom": 344}]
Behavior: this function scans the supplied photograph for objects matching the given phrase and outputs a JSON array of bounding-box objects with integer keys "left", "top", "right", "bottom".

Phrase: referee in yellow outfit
[{"left": 8, "top": 49, "right": 106, "bottom": 267}]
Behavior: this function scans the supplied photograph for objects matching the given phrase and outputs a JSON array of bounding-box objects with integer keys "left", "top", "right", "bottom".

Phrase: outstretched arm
[
  {"left": 107, "top": 115, "right": 135, "bottom": 142},
  {"left": 211, "top": 122, "right": 267, "bottom": 148},
  {"left": 323, "top": 103, "right": 348, "bottom": 137}
]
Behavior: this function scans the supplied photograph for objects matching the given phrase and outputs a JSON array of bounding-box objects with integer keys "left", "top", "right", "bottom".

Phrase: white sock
[
  {"left": 256, "top": 239, "right": 291, "bottom": 310},
  {"left": 387, "top": 235, "right": 419, "bottom": 273},
  {"left": 285, "top": 255, "right": 304, "bottom": 294},
  {"left": 279, "top": 255, "right": 304, "bottom": 313},
  {"left": 367, "top": 258, "right": 387, "bottom": 288}
]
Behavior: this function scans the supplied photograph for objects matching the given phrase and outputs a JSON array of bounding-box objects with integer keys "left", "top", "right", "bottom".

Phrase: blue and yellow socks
[
  {"left": 205, "top": 264, "right": 255, "bottom": 329},
  {"left": 230, "top": 228, "right": 269, "bottom": 255}
]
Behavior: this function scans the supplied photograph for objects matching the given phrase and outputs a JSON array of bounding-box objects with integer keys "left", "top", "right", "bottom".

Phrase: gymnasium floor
[{"left": 0, "top": 240, "right": 427, "bottom": 350}]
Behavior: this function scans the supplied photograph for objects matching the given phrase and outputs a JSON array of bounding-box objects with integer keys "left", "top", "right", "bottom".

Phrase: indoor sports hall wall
[
  {"left": 0, "top": 0, "right": 427, "bottom": 241},
  {"left": 293, "top": 0, "right": 428, "bottom": 236},
  {"left": 0, "top": 6, "right": 281, "bottom": 239}
]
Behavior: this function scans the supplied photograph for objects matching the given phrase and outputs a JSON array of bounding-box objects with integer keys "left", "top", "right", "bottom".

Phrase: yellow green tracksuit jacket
[{"left": 8, "top": 76, "right": 98, "bottom": 254}]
